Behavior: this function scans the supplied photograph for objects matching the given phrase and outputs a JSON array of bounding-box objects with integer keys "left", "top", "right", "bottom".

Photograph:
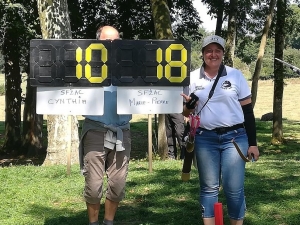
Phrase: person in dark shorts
[{"left": 79, "top": 26, "right": 132, "bottom": 225}]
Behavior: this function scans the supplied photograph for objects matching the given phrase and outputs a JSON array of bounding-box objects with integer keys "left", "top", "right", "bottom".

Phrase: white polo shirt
[{"left": 190, "top": 65, "right": 251, "bottom": 130}]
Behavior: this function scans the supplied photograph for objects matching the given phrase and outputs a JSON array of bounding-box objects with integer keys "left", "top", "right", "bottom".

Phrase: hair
[{"left": 96, "top": 26, "right": 104, "bottom": 40}]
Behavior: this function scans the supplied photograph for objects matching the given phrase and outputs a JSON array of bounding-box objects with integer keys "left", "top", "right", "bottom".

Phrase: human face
[{"left": 202, "top": 43, "right": 224, "bottom": 69}]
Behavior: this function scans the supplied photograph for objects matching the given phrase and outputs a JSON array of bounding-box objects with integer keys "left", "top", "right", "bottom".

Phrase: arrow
[{"left": 274, "top": 58, "right": 300, "bottom": 75}]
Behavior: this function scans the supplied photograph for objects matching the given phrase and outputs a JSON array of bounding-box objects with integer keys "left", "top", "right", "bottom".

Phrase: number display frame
[{"left": 30, "top": 39, "right": 191, "bottom": 87}]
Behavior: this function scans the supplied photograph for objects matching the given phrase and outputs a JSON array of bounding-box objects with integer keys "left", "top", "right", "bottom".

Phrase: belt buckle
[{"left": 216, "top": 127, "right": 227, "bottom": 134}]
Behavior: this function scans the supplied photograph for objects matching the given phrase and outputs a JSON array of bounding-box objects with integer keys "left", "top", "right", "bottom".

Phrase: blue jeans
[{"left": 194, "top": 127, "right": 248, "bottom": 220}]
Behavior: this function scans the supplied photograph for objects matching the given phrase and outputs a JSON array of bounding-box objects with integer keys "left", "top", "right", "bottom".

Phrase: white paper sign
[
  {"left": 117, "top": 86, "right": 183, "bottom": 114},
  {"left": 36, "top": 87, "right": 104, "bottom": 115}
]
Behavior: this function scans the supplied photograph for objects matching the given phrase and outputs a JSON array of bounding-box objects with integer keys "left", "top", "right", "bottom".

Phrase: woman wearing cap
[{"left": 182, "top": 35, "right": 259, "bottom": 225}]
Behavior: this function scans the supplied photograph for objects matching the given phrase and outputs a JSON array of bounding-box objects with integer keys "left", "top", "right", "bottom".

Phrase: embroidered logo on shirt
[
  {"left": 195, "top": 85, "right": 205, "bottom": 90},
  {"left": 221, "top": 81, "right": 232, "bottom": 89}
]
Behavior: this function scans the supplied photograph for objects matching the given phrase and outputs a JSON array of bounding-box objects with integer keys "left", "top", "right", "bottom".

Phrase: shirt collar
[{"left": 199, "top": 64, "right": 227, "bottom": 80}]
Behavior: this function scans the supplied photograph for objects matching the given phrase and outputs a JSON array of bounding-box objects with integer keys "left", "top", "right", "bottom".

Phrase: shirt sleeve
[{"left": 238, "top": 70, "right": 251, "bottom": 101}]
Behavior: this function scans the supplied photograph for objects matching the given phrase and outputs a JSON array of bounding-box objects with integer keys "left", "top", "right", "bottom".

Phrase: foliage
[
  {"left": 0, "top": 52, "right": 3, "bottom": 73},
  {"left": 201, "top": 0, "right": 274, "bottom": 36},
  {"left": 1, "top": 119, "right": 300, "bottom": 224},
  {"left": 186, "top": 27, "right": 208, "bottom": 71},
  {"left": 0, "top": 0, "right": 40, "bottom": 72},
  {"left": 285, "top": 4, "right": 300, "bottom": 49},
  {"left": 282, "top": 48, "right": 300, "bottom": 78},
  {"left": 68, "top": 0, "right": 202, "bottom": 40},
  {"left": 233, "top": 57, "right": 251, "bottom": 80},
  {"left": 191, "top": 51, "right": 202, "bottom": 71}
]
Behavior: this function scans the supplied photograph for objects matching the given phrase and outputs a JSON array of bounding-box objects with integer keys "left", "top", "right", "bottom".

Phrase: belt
[
  {"left": 198, "top": 123, "right": 250, "bottom": 162},
  {"left": 200, "top": 123, "right": 244, "bottom": 134}
]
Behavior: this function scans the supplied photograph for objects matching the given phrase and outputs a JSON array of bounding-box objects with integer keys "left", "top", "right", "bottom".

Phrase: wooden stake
[
  {"left": 67, "top": 115, "right": 71, "bottom": 175},
  {"left": 148, "top": 114, "right": 152, "bottom": 173}
]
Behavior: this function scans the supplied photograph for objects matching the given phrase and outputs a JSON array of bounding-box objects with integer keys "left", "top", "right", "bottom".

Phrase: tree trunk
[
  {"left": 150, "top": 0, "right": 174, "bottom": 159},
  {"left": 2, "top": 10, "right": 22, "bottom": 155},
  {"left": 251, "top": 0, "right": 276, "bottom": 108},
  {"left": 223, "top": 0, "right": 237, "bottom": 67},
  {"left": 22, "top": 80, "right": 44, "bottom": 156},
  {"left": 272, "top": 0, "right": 286, "bottom": 144},
  {"left": 150, "top": 0, "right": 174, "bottom": 40},
  {"left": 22, "top": 53, "right": 44, "bottom": 156},
  {"left": 37, "top": 0, "right": 79, "bottom": 165},
  {"left": 215, "top": 1, "right": 225, "bottom": 36}
]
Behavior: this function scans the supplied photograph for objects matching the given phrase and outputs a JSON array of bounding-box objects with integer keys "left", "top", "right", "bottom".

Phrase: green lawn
[{"left": 1, "top": 119, "right": 300, "bottom": 225}]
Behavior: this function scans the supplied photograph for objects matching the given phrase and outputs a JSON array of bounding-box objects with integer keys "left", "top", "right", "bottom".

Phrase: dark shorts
[{"left": 82, "top": 129, "right": 131, "bottom": 203}]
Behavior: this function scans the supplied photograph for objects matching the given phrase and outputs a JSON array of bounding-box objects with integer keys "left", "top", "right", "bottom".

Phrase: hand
[
  {"left": 247, "top": 146, "right": 259, "bottom": 162},
  {"left": 180, "top": 93, "right": 198, "bottom": 117},
  {"left": 184, "top": 116, "right": 189, "bottom": 124},
  {"left": 182, "top": 93, "right": 199, "bottom": 109},
  {"left": 181, "top": 93, "right": 191, "bottom": 102}
]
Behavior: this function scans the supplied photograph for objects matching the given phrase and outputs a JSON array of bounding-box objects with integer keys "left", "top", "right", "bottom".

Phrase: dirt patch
[{"left": 0, "top": 152, "right": 47, "bottom": 167}]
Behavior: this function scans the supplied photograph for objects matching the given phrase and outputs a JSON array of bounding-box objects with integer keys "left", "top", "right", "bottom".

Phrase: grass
[
  {"left": 1, "top": 77, "right": 300, "bottom": 224},
  {"left": 1, "top": 119, "right": 300, "bottom": 225}
]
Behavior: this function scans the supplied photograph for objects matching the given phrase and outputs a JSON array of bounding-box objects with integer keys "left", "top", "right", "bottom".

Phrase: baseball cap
[{"left": 202, "top": 35, "right": 225, "bottom": 50}]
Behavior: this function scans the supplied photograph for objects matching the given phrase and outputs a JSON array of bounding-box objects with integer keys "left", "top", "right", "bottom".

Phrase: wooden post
[
  {"left": 148, "top": 114, "right": 152, "bottom": 172},
  {"left": 67, "top": 115, "right": 72, "bottom": 175}
]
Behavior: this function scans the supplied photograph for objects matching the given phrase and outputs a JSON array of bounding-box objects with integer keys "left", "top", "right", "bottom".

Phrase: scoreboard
[{"left": 30, "top": 39, "right": 191, "bottom": 87}]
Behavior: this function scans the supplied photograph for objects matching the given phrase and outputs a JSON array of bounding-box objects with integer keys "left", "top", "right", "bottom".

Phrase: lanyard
[{"left": 196, "top": 64, "right": 224, "bottom": 116}]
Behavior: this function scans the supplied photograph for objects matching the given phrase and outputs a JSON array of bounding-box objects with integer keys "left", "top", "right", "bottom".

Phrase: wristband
[
  {"left": 186, "top": 93, "right": 199, "bottom": 109},
  {"left": 242, "top": 103, "right": 257, "bottom": 146}
]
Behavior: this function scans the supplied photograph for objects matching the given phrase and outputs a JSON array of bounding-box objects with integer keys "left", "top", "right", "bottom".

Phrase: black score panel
[
  {"left": 111, "top": 39, "right": 191, "bottom": 86},
  {"left": 30, "top": 39, "right": 191, "bottom": 87},
  {"left": 30, "top": 39, "right": 113, "bottom": 87}
]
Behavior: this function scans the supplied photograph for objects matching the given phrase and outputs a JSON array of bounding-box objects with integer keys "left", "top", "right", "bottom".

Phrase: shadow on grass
[
  {"left": 257, "top": 119, "right": 300, "bottom": 160},
  {"left": 19, "top": 157, "right": 300, "bottom": 225},
  {"left": 0, "top": 120, "right": 48, "bottom": 166},
  {"left": 26, "top": 205, "right": 88, "bottom": 225},
  {"left": 26, "top": 165, "right": 202, "bottom": 225}
]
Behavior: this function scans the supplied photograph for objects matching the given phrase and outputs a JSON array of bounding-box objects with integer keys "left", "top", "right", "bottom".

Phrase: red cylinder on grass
[{"left": 214, "top": 202, "right": 224, "bottom": 225}]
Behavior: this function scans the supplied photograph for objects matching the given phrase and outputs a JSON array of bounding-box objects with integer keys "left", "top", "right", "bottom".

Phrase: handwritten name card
[
  {"left": 117, "top": 87, "right": 183, "bottom": 114},
  {"left": 36, "top": 87, "right": 104, "bottom": 115}
]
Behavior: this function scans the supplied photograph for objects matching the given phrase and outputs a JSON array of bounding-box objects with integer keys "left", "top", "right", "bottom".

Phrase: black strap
[{"left": 196, "top": 64, "right": 224, "bottom": 116}]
